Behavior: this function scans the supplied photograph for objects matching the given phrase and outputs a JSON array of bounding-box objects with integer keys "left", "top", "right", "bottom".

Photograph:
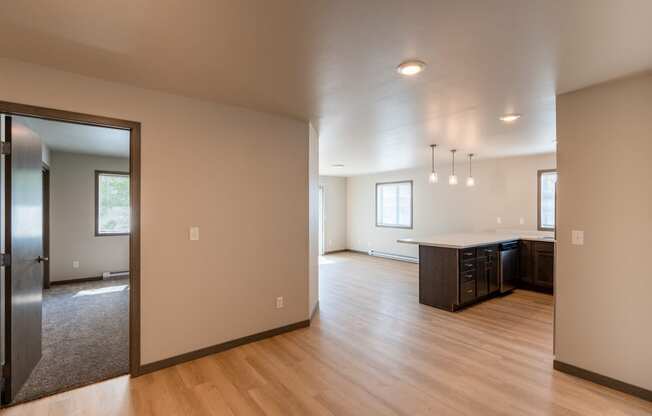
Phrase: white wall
[
  {"left": 50, "top": 151, "right": 129, "bottom": 282},
  {"left": 347, "top": 153, "right": 556, "bottom": 258},
  {"left": 319, "top": 176, "right": 348, "bottom": 253},
  {"left": 0, "top": 58, "right": 313, "bottom": 365},
  {"left": 308, "top": 124, "right": 319, "bottom": 316},
  {"left": 556, "top": 72, "right": 652, "bottom": 390}
]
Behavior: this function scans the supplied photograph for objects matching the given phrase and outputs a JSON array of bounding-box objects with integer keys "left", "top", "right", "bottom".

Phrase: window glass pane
[
  {"left": 539, "top": 171, "right": 557, "bottom": 229},
  {"left": 376, "top": 182, "right": 412, "bottom": 228},
  {"left": 98, "top": 173, "right": 130, "bottom": 234}
]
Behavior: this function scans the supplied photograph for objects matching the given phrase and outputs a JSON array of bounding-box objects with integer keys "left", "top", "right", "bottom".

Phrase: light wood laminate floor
[{"left": 3, "top": 252, "right": 651, "bottom": 415}]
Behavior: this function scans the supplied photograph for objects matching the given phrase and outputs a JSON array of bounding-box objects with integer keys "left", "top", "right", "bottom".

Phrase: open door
[{"left": 1, "top": 115, "right": 44, "bottom": 404}]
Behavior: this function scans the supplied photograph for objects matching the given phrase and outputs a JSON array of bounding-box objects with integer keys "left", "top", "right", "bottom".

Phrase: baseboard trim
[
  {"left": 136, "top": 320, "right": 310, "bottom": 376},
  {"left": 310, "top": 301, "right": 319, "bottom": 320},
  {"left": 554, "top": 360, "right": 652, "bottom": 402},
  {"left": 323, "top": 249, "right": 348, "bottom": 254},
  {"left": 50, "top": 276, "right": 103, "bottom": 285}
]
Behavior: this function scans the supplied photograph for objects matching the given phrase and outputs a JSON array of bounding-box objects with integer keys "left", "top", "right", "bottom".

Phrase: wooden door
[{"left": 1, "top": 115, "right": 44, "bottom": 403}]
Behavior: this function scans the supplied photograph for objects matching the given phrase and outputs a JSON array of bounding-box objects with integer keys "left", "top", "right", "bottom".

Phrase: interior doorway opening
[{"left": 0, "top": 103, "right": 141, "bottom": 406}]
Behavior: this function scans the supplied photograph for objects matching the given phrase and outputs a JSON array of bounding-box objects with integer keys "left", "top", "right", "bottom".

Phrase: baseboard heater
[
  {"left": 102, "top": 270, "right": 129, "bottom": 279},
  {"left": 368, "top": 250, "right": 419, "bottom": 264}
]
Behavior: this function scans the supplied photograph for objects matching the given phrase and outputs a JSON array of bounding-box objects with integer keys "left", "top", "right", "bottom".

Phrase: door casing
[{"left": 0, "top": 100, "right": 142, "bottom": 403}]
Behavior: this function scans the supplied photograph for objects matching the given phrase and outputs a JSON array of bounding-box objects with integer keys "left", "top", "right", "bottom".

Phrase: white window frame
[
  {"left": 95, "top": 170, "right": 131, "bottom": 236},
  {"left": 538, "top": 169, "right": 557, "bottom": 231},
  {"left": 375, "top": 180, "right": 413, "bottom": 229}
]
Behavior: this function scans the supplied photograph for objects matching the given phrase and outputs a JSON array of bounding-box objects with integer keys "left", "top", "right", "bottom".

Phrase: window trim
[
  {"left": 375, "top": 180, "right": 413, "bottom": 229},
  {"left": 537, "top": 169, "right": 557, "bottom": 231},
  {"left": 95, "top": 170, "right": 131, "bottom": 236}
]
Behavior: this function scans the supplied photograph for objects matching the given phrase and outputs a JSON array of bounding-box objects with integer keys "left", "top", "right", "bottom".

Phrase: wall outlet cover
[
  {"left": 72, "top": 261, "right": 80, "bottom": 268},
  {"left": 276, "top": 296, "right": 284, "bottom": 309},
  {"left": 496, "top": 217, "right": 502, "bottom": 224},
  {"left": 189, "top": 226, "right": 200, "bottom": 241}
]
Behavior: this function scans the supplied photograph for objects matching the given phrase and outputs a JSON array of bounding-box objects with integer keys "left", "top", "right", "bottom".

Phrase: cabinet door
[
  {"left": 487, "top": 253, "right": 499, "bottom": 293},
  {"left": 476, "top": 256, "right": 488, "bottom": 297},
  {"left": 519, "top": 241, "right": 533, "bottom": 283},
  {"left": 534, "top": 243, "right": 554, "bottom": 288}
]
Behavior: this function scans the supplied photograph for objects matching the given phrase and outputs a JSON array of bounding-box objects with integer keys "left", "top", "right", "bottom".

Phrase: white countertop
[{"left": 398, "top": 232, "right": 555, "bottom": 249}]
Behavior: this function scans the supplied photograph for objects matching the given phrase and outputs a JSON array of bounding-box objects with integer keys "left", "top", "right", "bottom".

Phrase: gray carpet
[{"left": 13, "top": 277, "right": 129, "bottom": 404}]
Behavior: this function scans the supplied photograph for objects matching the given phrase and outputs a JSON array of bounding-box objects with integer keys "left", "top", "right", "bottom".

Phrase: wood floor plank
[{"left": 3, "top": 252, "right": 651, "bottom": 415}]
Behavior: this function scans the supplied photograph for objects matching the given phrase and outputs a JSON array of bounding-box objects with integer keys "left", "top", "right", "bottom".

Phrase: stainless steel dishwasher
[{"left": 499, "top": 241, "right": 519, "bottom": 293}]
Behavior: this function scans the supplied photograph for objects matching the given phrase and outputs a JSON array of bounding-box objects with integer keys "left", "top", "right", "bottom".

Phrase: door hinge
[
  {"left": 0, "top": 142, "right": 10, "bottom": 155},
  {"left": 0, "top": 253, "right": 10, "bottom": 267}
]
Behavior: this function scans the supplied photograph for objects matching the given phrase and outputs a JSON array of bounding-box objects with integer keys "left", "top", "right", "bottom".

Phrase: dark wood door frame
[
  {"left": 0, "top": 100, "right": 142, "bottom": 381},
  {"left": 42, "top": 164, "right": 50, "bottom": 289}
]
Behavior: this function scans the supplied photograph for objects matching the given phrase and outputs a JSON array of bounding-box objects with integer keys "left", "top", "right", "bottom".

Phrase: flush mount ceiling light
[
  {"left": 466, "top": 153, "right": 475, "bottom": 187},
  {"left": 499, "top": 113, "right": 521, "bottom": 123},
  {"left": 331, "top": 163, "right": 345, "bottom": 168},
  {"left": 396, "top": 60, "right": 426, "bottom": 76},
  {"left": 449, "top": 149, "right": 458, "bottom": 185},
  {"left": 428, "top": 144, "right": 439, "bottom": 184}
]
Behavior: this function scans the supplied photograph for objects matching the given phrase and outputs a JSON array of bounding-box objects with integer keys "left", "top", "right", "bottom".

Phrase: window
[
  {"left": 376, "top": 181, "right": 413, "bottom": 228},
  {"left": 538, "top": 170, "right": 557, "bottom": 231},
  {"left": 95, "top": 171, "right": 130, "bottom": 236}
]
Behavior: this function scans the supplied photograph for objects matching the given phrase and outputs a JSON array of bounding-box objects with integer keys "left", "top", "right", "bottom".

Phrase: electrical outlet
[
  {"left": 572, "top": 230, "right": 584, "bottom": 245},
  {"left": 496, "top": 217, "right": 502, "bottom": 224},
  {"left": 72, "top": 261, "right": 79, "bottom": 269},
  {"left": 276, "top": 296, "right": 284, "bottom": 309},
  {"left": 519, "top": 217, "right": 525, "bottom": 225},
  {"left": 189, "top": 226, "right": 199, "bottom": 241}
]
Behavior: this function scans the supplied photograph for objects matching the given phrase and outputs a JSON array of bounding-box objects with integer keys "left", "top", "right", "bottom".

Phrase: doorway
[
  {"left": 318, "top": 186, "right": 325, "bottom": 255},
  {"left": 0, "top": 101, "right": 141, "bottom": 405}
]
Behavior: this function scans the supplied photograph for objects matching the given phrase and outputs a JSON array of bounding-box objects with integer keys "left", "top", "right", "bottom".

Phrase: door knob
[{"left": 37, "top": 256, "right": 49, "bottom": 262}]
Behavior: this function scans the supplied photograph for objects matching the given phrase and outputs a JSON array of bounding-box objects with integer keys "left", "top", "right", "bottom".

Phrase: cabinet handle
[{"left": 466, "top": 289, "right": 473, "bottom": 294}]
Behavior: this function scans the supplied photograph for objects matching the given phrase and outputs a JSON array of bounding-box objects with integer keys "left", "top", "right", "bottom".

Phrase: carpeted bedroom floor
[{"left": 13, "top": 277, "right": 129, "bottom": 404}]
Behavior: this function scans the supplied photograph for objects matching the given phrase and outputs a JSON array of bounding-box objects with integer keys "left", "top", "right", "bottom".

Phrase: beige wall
[
  {"left": 319, "top": 176, "right": 347, "bottom": 253},
  {"left": 50, "top": 151, "right": 129, "bottom": 282},
  {"left": 556, "top": 72, "right": 652, "bottom": 390},
  {"left": 0, "top": 58, "right": 312, "bottom": 365},
  {"left": 347, "top": 154, "right": 556, "bottom": 258}
]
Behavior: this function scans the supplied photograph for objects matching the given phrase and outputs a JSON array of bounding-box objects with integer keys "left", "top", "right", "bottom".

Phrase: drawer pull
[{"left": 466, "top": 289, "right": 473, "bottom": 294}]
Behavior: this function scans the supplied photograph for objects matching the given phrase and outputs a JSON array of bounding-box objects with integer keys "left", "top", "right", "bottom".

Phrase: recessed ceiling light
[
  {"left": 499, "top": 114, "right": 521, "bottom": 123},
  {"left": 332, "top": 163, "right": 344, "bottom": 168},
  {"left": 396, "top": 60, "right": 426, "bottom": 76}
]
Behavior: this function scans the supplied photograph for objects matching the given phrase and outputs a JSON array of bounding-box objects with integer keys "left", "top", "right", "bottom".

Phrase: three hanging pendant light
[{"left": 428, "top": 145, "right": 475, "bottom": 187}]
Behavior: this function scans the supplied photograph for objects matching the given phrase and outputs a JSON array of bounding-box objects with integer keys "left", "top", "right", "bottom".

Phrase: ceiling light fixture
[
  {"left": 449, "top": 149, "right": 458, "bottom": 185},
  {"left": 499, "top": 113, "right": 521, "bottom": 123},
  {"left": 396, "top": 60, "right": 426, "bottom": 76},
  {"left": 428, "top": 144, "right": 439, "bottom": 184},
  {"left": 466, "top": 153, "right": 475, "bottom": 187}
]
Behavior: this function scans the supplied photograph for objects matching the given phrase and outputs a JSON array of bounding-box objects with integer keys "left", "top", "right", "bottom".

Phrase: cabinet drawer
[
  {"left": 535, "top": 241, "right": 554, "bottom": 253},
  {"left": 460, "top": 280, "right": 476, "bottom": 303},
  {"left": 477, "top": 245, "right": 498, "bottom": 258},
  {"left": 460, "top": 270, "right": 476, "bottom": 282},
  {"left": 461, "top": 260, "right": 476, "bottom": 272},
  {"left": 460, "top": 248, "right": 476, "bottom": 260}
]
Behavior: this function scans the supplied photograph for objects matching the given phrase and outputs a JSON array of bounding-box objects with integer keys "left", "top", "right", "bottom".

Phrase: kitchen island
[{"left": 399, "top": 232, "right": 554, "bottom": 311}]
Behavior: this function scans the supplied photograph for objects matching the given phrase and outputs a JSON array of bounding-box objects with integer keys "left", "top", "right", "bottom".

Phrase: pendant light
[
  {"left": 449, "top": 149, "right": 458, "bottom": 185},
  {"left": 466, "top": 153, "right": 475, "bottom": 187},
  {"left": 428, "top": 144, "right": 439, "bottom": 184}
]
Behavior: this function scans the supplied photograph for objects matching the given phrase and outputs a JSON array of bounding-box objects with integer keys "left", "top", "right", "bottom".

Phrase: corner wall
[
  {"left": 0, "top": 58, "right": 311, "bottom": 365},
  {"left": 556, "top": 72, "right": 652, "bottom": 391}
]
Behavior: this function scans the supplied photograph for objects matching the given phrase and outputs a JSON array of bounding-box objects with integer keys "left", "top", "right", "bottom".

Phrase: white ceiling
[
  {"left": 14, "top": 116, "right": 130, "bottom": 158},
  {"left": 1, "top": 1, "right": 652, "bottom": 175}
]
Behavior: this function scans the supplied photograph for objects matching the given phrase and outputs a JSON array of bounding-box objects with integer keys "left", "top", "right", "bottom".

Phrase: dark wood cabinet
[
  {"left": 519, "top": 240, "right": 533, "bottom": 283},
  {"left": 518, "top": 240, "right": 554, "bottom": 293}
]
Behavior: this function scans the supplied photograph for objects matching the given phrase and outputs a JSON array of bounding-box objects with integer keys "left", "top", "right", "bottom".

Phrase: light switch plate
[
  {"left": 189, "top": 226, "right": 199, "bottom": 241},
  {"left": 519, "top": 217, "right": 525, "bottom": 225},
  {"left": 572, "top": 230, "right": 584, "bottom": 245},
  {"left": 72, "top": 261, "right": 79, "bottom": 269},
  {"left": 496, "top": 217, "right": 502, "bottom": 224}
]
